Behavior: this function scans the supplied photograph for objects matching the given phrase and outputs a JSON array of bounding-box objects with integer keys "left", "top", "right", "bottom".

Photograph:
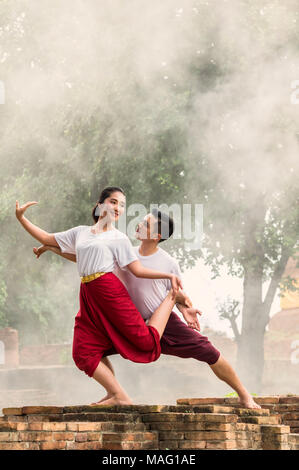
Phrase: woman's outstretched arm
[
  {"left": 33, "top": 245, "right": 77, "bottom": 263},
  {"left": 15, "top": 200, "right": 60, "bottom": 246}
]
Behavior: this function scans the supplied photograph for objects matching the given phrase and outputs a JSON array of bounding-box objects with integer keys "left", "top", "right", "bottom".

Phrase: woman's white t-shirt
[{"left": 53, "top": 225, "right": 138, "bottom": 277}]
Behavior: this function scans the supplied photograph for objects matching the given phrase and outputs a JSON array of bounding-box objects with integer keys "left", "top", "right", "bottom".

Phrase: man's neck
[{"left": 138, "top": 240, "right": 159, "bottom": 256}]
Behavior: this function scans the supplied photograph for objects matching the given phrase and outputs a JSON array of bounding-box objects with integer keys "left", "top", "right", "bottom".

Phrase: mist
[{"left": 0, "top": 0, "right": 298, "bottom": 406}]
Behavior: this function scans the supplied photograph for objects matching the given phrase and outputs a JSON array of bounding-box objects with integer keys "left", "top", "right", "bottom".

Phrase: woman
[{"left": 15, "top": 186, "right": 183, "bottom": 406}]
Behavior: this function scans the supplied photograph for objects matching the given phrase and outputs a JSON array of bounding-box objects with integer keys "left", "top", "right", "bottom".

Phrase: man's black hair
[{"left": 151, "top": 208, "right": 174, "bottom": 243}]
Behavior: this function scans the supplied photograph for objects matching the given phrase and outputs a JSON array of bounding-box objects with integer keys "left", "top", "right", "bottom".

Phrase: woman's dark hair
[
  {"left": 92, "top": 186, "right": 125, "bottom": 222},
  {"left": 151, "top": 208, "right": 174, "bottom": 243}
]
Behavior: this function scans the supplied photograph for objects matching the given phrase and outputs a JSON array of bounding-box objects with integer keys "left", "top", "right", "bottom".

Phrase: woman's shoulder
[{"left": 112, "top": 229, "right": 131, "bottom": 241}]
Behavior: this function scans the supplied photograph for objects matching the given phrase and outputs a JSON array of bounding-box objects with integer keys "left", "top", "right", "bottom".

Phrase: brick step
[
  {"left": 0, "top": 427, "right": 159, "bottom": 451},
  {"left": 0, "top": 419, "right": 147, "bottom": 433},
  {"left": 177, "top": 396, "right": 299, "bottom": 406},
  {"left": 240, "top": 415, "right": 281, "bottom": 425},
  {"left": 0, "top": 398, "right": 296, "bottom": 450},
  {"left": 288, "top": 433, "right": 299, "bottom": 450}
]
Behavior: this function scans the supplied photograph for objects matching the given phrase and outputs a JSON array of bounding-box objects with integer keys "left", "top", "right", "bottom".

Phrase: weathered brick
[
  {"left": 75, "top": 432, "right": 88, "bottom": 442},
  {"left": 142, "top": 413, "right": 185, "bottom": 423},
  {"left": 28, "top": 442, "right": 40, "bottom": 450},
  {"left": 101, "top": 441, "right": 145, "bottom": 450},
  {"left": 279, "top": 396, "right": 299, "bottom": 404},
  {"left": 177, "top": 398, "right": 225, "bottom": 405},
  {"left": 235, "top": 439, "right": 253, "bottom": 449},
  {"left": 283, "top": 412, "right": 299, "bottom": 420},
  {"left": 159, "top": 440, "right": 179, "bottom": 449},
  {"left": 18, "top": 431, "right": 53, "bottom": 442},
  {"left": 184, "top": 431, "right": 236, "bottom": 440},
  {"left": 159, "top": 431, "right": 184, "bottom": 440},
  {"left": 240, "top": 416, "right": 280, "bottom": 425},
  {"left": 236, "top": 423, "right": 260, "bottom": 432},
  {"left": 254, "top": 397, "right": 280, "bottom": 404},
  {"left": 282, "top": 420, "right": 299, "bottom": 428},
  {"left": 262, "top": 442, "right": 290, "bottom": 450},
  {"left": 191, "top": 405, "right": 236, "bottom": 414},
  {"left": 273, "top": 404, "right": 299, "bottom": 412},
  {"left": 0, "top": 431, "right": 18, "bottom": 442},
  {"left": 149, "top": 421, "right": 235, "bottom": 432},
  {"left": 262, "top": 433, "right": 289, "bottom": 443},
  {"left": 43, "top": 422, "right": 67, "bottom": 431},
  {"left": 77, "top": 422, "right": 109, "bottom": 432},
  {"left": 5, "top": 415, "right": 26, "bottom": 422},
  {"left": 0, "top": 422, "right": 17, "bottom": 431},
  {"left": 16, "top": 422, "right": 28, "bottom": 431},
  {"left": 0, "top": 442, "right": 28, "bottom": 450},
  {"left": 179, "top": 440, "right": 206, "bottom": 449},
  {"left": 102, "top": 432, "right": 155, "bottom": 442},
  {"left": 40, "top": 441, "right": 67, "bottom": 450},
  {"left": 22, "top": 406, "right": 63, "bottom": 415},
  {"left": 63, "top": 412, "right": 139, "bottom": 422},
  {"left": 87, "top": 432, "right": 102, "bottom": 441},
  {"left": 2, "top": 408, "right": 23, "bottom": 416},
  {"left": 28, "top": 423, "right": 43, "bottom": 431},
  {"left": 27, "top": 414, "right": 62, "bottom": 422},
  {"left": 261, "top": 425, "right": 290, "bottom": 434},
  {"left": 112, "top": 423, "right": 145, "bottom": 432},
  {"left": 53, "top": 432, "right": 74, "bottom": 441},
  {"left": 206, "top": 440, "right": 237, "bottom": 450},
  {"left": 66, "top": 441, "right": 103, "bottom": 450},
  {"left": 235, "top": 408, "right": 269, "bottom": 417},
  {"left": 184, "top": 413, "right": 237, "bottom": 423}
]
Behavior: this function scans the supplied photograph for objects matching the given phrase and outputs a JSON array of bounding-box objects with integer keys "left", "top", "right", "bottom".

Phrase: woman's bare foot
[
  {"left": 90, "top": 393, "right": 133, "bottom": 407},
  {"left": 90, "top": 393, "right": 112, "bottom": 405},
  {"left": 238, "top": 394, "right": 261, "bottom": 409}
]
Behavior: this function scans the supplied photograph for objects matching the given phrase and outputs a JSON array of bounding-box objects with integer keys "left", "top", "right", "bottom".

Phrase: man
[{"left": 34, "top": 209, "right": 261, "bottom": 409}]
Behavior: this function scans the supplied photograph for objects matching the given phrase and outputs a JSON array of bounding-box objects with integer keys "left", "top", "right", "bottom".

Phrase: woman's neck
[{"left": 93, "top": 218, "right": 114, "bottom": 233}]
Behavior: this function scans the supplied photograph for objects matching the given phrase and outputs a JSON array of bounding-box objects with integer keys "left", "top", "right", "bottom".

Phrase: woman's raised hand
[{"left": 15, "top": 200, "right": 38, "bottom": 220}]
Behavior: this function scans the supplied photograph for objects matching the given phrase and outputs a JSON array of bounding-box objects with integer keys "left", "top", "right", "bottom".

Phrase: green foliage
[{"left": 224, "top": 392, "right": 257, "bottom": 397}]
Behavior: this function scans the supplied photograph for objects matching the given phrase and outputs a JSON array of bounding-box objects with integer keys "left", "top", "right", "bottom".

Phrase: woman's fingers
[
  {"left": 16, "top": 200, "right": 38, "bottom": 218},
  {"left": 24, "top": 201, "right": 38, "bottom": 209}
]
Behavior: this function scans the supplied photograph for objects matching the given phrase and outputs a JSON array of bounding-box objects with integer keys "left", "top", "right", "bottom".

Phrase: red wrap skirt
[{"left": 72, "top": 272, "right": 161, "bottom": 377}]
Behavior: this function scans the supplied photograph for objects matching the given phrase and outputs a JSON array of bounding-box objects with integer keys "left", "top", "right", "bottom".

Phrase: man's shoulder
[{"left": 158, "top": 247, "right": 179, "bottom": 267}]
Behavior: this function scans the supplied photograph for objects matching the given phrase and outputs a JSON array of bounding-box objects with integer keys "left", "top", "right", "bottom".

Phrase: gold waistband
[{"left": 81, "top": 272, "right": 106, "bottom": 283}]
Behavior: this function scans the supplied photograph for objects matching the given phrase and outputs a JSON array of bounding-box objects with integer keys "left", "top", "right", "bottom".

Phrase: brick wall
[{"left": 0, "top": 396, "right": 298, "bottom": 450}]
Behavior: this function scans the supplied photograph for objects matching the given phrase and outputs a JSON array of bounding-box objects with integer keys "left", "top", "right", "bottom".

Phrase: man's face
[{"left": 135, "top": 213, "right": 160, "bottom": 242}]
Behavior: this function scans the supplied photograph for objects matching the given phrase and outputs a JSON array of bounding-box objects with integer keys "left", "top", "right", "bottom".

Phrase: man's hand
[
  {"left": 175, "top": 289, "right": 192, "bottom": 308},
  {"left": 33, "top": 245, "right": 48, "bottom": 258},
  {"left": 181, "top": 306, "right": 202, "bottom": 331}
]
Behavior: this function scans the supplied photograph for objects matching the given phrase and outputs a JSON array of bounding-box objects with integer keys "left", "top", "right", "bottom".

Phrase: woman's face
[{"left": 98, "top": 191, "right": 126, "bottom": 222}]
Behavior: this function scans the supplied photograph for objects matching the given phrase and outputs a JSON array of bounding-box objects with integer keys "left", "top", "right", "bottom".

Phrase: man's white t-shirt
[
  {"left": 54, "top": 225, "right": 138, "bottom": 277},
  {"left": 113, "top": 246, "right": 182, "bottom": 320}
]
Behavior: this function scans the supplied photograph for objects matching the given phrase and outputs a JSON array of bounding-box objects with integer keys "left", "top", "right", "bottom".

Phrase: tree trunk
[
  {"left": 236, "top": 320, "right": 265, "bottom": 394},
  {"left": 236, "top": 245, "right": 292, "bottom": 393},
  {"left": 236, "top": 266, "right": 265, "bottom": 393}
]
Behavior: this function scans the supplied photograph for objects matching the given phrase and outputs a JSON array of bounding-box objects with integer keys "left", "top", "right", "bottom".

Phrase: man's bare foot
[
  {"left": 238, "top": 395, "right": 261, "bottom": 409},
  {"left": 90, "top": 394, "right": 133, "bottom": 407}
]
